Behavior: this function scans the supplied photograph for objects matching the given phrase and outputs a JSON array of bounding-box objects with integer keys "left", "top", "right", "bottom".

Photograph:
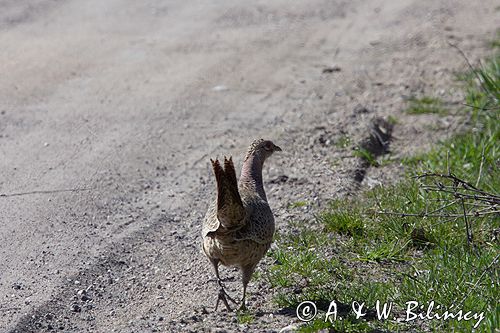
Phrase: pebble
[
  {"left": 279, "top": 325, "right": 298, "bottom": 332},
  {"left": 81, "top": 294, "right": 92, "bottom": 302},
  {"left": 70, "top": 303, "right": 82, "bottom": 313},
  {"left": 322, "top": 65, "right": 341, "bottom": 73},
  {"left": 212, "top": 85, "right": 228, "bottom": 92}
]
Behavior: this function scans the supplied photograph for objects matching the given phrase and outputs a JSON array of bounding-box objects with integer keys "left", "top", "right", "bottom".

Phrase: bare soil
[{"left": 0, "top": 1, "right": 498, "bottom": 332}]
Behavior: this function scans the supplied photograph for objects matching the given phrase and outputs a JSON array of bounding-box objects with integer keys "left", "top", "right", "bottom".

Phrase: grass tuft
[
  {"left": 354, "top": 148, "right": 379, "bottom": 167},
  {"left": 236, "top": 310, "right": 254, "bottom": 324},
  {"left": 406, "top": 96, "right": 447, "bottom": 115},
  {"left": 288, "top": 201, "right": 308, "bottom": 209},
  {"left": 321, "top": 202, "right": 364, "bottom": 237}
]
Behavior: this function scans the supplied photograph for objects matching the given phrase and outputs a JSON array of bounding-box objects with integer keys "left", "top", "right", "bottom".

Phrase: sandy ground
[{"left": 0, "top": 0, "right": 498, "bottom": 332}]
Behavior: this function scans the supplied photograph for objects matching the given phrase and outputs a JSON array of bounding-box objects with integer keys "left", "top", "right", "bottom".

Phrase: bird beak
[{"left": 274, "top": 145, "right": 282, "bottom": 152}]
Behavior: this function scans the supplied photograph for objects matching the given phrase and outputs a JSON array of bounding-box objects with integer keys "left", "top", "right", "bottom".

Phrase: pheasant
[{"left": 202, "top": 139, "right": 282, "bottom": 311}]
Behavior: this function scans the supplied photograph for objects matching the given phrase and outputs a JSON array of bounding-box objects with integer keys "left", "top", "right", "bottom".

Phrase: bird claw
[{"left": 214, "top": 280, "right": 237, "bottom": 312}]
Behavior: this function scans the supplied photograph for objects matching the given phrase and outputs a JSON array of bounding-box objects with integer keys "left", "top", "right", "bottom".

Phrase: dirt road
[{"left": 1, "top": 0, "right": 498, "bottom": 332}]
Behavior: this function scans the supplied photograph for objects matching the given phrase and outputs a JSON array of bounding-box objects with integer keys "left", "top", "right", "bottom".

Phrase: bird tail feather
[{"left": 211, "top": 157, "right": 246, "bottom": 230}]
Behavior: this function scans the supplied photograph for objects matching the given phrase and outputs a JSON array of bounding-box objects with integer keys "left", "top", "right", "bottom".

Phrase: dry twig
[{"left": 377, "top": 172, "right": 499, "bottom": 246}]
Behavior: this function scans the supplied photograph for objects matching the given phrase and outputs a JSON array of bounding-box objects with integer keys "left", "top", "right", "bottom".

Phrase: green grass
[
  {"left": 321, "top": 201, "right": 365, "bottom": 237},
  {"left": 354, "top": 148, "right": 379, "bottom": 167},
  {"left": 236, "top": 310, "right": 255, "bottom": 324},
  {"left": 265, "top": 47, "right": 500, "bottom": 332},
  {"left": 288, "top": 201, "right": 308, "bottom": 209},
  {"left": 406, "top": 96, "right": 448, "bottom": 115}
]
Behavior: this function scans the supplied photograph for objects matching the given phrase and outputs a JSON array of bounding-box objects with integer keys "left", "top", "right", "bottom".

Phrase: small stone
[
  {"left": 322, "top": 65, "right": 341, "bottom": 73},
  {"left": 70, "top": 303, "right": 81, "bottom": 312},
  {"left": 212, "top": 85, "right": 228, "bottom": 92},
  {"left": 190, "top": 315, "right": 200, "bottom": 322},
  {"left": 81, "top": 294, "right": 92, "bottom": 302},
  {"left": 279, "top": 324, "right": 298, "bottom": 332}
]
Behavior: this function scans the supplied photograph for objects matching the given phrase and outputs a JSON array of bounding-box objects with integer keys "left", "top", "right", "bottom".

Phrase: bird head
[{"left": 244, "top": 139, "right": 282, "bottom": 161}]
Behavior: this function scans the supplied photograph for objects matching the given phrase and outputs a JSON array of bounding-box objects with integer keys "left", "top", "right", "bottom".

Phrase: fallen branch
[
  {"left": 378, "top": 171, "right": 499, "bottom": 247},
  {"left": 377, "top": 210, "right": 500, "bottom": 218}
]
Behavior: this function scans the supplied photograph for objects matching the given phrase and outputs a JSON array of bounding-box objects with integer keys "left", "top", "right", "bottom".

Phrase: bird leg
[
  {"left": 239, "top": 264, "right": 256, "bottom": 311},
  {"left": 211, "top": 258, "right": 237, "bottom": 312},
  {"left": 239, "top": 283, "right": 248, "bottom": 311}
]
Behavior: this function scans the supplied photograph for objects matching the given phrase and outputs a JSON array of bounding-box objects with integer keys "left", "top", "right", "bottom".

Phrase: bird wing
[
  {"left": 233, "top": 199, "right": 275, "bottom": 244},
  {"left": 202, "top": 157, "right": 246, "bottom": 237},
  {"left": 202, "top": 200, "right": 219, "bottom": 237}
]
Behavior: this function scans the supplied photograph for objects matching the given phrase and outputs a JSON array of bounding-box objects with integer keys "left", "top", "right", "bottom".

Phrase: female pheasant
[{"left": 202, "top": 139, "right": 281, "bottom": 311}]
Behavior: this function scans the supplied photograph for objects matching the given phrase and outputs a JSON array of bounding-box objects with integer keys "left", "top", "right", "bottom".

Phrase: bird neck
[{"left": 240, "top": 153, "right": 267, "bottom": 201}]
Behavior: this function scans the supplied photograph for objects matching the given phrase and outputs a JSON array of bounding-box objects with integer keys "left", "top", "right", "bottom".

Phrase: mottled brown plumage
[{"left": 202, "top": 139, "right": 281, "bottom": 311}]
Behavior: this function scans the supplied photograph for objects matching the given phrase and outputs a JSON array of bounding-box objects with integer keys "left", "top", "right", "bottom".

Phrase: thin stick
[
  {"left": 377, "top": 211, "right": 499, "bottom": 218},
  {"left": 419, "top": 183, "right": 500, "bottom": 200},
  {"left": 0, "top": 188, "right": 91, "bottom": 198},
  {"left": 416, "top": 173, "right": 493, "bottom": 195},
  {"left": 418, "top": 189, "right": 499, "bottom": 204},
  {"left": 475, "top": 204, "right": 499, "bottom": 213},
  {"left": 476, "top": 145, "right": 486, "bottom": 188},
  {"left": 461, "top": 198, "right": 472, "bottom": 246},
  {"left": 425, "top": 199, "right": 459, "bottom": 215},
  {"left": 465, "top": 202, "right": 498, "bottom": 208}
]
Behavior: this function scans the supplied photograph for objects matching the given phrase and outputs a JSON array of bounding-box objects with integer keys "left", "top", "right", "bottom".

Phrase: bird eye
[{"left": 264, "top": 142, "right": 272, "bottom": 151}]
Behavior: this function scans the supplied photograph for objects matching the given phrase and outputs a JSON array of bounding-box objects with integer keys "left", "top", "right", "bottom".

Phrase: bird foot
[
  {"left": 214, "top": 280, "right": 237, "bottom": 312},
  {"left": 215, "top": 287, "right": 238, "bottom": 312}
]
